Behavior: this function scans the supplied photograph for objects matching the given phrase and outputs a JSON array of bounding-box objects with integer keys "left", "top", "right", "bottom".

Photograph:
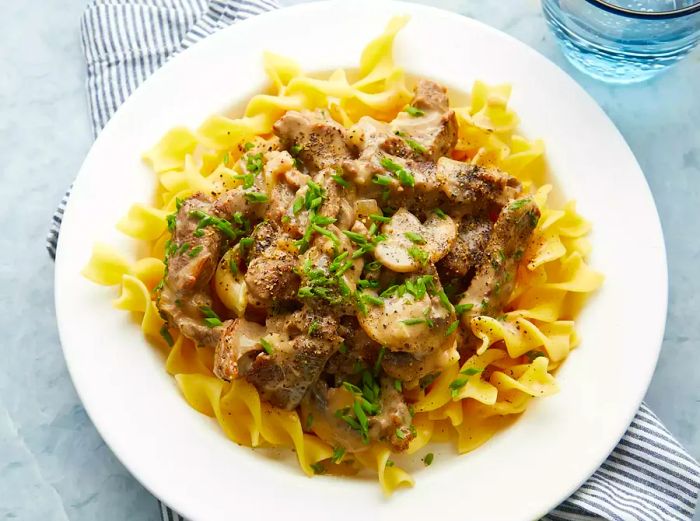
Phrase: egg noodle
[{"left": 82, "top": 16, "right": 603, "bottom": 494}]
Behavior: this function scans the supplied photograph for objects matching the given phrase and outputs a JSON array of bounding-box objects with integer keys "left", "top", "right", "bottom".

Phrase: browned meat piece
[
  {"left": 243, "top": 221, "right": 300, "bottom": 309},
  {"left": 437, "top": 216, "right": 493, "bottom": 280},
  {"left": 324, "top": 318, "right": 381, "bottom": 379},
  {"left": 436, "top": 157, "right": 521, "bottom": 215},
  {"left": 157, "top": 194, "right": 228, "bottom": 347},
  {"left": 458, "top": 198, "right": 540, "bottom": 346},
  {"left": 368, "top": 378, "right": 414, "bottom": 451},
  {"left": 273, "top": 110, "right": 354, "bottom": 172},
  {"left": 246, "top": 308, "right": 342, "bottom": 410},
  {"left": 213, "top": 319, "right": 266, "bottom": 381},
  {"left": 212, "top": 186, "right": 267, "bottom": 221},
  {"left": 391, "top": 79, "right": 458, "bottom": 161}
]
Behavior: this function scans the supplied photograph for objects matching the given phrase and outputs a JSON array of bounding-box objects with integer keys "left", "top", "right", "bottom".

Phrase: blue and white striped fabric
[{"left": 46, "top": 2, "right": 700, "bottom": 520}]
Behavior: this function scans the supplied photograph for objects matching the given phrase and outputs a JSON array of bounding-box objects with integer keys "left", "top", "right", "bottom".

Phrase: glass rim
[{"left": 584, "top": 0, "right": 700, "bottom": 19}]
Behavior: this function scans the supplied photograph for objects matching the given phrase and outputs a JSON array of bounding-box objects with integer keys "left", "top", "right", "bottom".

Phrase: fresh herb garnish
[
  {"left": 159, "top": 325, "right": 174, "bottom": 347},
  {"left": 380, "top": 157, "right": 415, "bottom": 187},
  {"left": 408, "top": 246, "right": 429, "bottom": 265},
  {"left": 331, "top": 173, "right": 350, "bottom": 188},
  {"left": 404, "top": 105, "right": 425, "bottom": 117},
  {"left": 434, "top": 208, "right": 447, "bottom": 219},
  {"left": 244, "top": 191, "right": 268, "bottom": 203},
  {"left": 188, "top": 245, "right": 203, "bottom": 257},
  {"left": 331, "top": 446, "right": 345, "bottom": 464},
  {"left": 259, "top": 337, "right": 274, "bottom": 355},
  {"left": 404, "top": 231, "right": 426, "bottom": 244},
  {"left": 423, "top": 453, "right": 434, "bottom": 466},
  {"left": 454, "top": 303, "right": 474, "bottom": 315},
  {"left": 445, "top": 320, "right": 459, "bottom": 336}
]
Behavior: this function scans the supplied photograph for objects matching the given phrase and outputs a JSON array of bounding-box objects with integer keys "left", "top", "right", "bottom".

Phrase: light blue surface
[{"left": 0, "top": 0, "right": 698, "bottom": 519}]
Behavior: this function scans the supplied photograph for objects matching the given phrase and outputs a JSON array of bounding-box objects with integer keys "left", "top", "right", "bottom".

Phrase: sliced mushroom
[
  {"left": 374, "top": 208, "right": 456, "bottom": 272},
  {"left": 357, "top": 286, "right": 456, "bottom": 357},
  {"left": 213, "top": 318, "right": 266, "bottom": 381}
]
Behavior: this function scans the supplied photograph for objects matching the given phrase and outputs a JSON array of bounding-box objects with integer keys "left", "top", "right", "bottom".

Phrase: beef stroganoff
[{"left": 83, "top": 16, "right": 603, "bottom": 493}]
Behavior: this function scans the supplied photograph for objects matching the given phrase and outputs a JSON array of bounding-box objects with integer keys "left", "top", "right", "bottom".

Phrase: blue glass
[{"left": 542, "top": 0, "right": 700, "bottom": 83}]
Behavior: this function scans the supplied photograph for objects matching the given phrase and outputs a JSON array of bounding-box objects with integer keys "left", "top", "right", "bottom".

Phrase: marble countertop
[{"left": 1, "top": 0, "right": 698, "bottom": 519}]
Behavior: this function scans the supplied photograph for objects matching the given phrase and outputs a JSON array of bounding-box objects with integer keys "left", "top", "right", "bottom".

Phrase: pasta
[{"left": 83, "top": 16, "right": 602, "bottom": 494}]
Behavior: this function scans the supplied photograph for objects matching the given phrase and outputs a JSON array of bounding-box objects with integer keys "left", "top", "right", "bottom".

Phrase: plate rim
[{"left": 54, "top": 1, "right": 668, "bottom": 519}]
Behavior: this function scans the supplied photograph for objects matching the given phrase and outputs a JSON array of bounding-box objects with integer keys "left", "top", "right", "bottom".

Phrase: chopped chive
[
  {"left": 395, "top": 428, "right": 406, "bottom": 440},
  {"left": 204, "top": 317, "right": 222, "bottom": 328},
  {"left": 404, "top": 105, "right": 425, "bottom": 117},
  {"left": 244, "top": 191, "right": 268, "bottom": 203},
  {"left": 437, "top": 290, "right": 453, "bottom": 311},
  {"left": 434, "top": 208, "right": 447, "bottom": 219},
  {"left": 508, "top": 198, "right": 532, "bottom": 210},
  {"left": 394, "top": 379, "right": 402, "bottom": 392},
  {"left": 338, "top": 343, "right": 348, "bottom": 354},
  {"left": 343, "top": 230, "right": 367, "bottom": 245},
  {"left": 342, "top": 381, "right": 363, "bottom": 395},
  {"left": 374, "top": 346, "right": 386, "bottom": 376},
  {"left": 331, "top": 446, "right": 345, "bottom": 464},
  {"left": 402, "top": 318, "right": 427, "bottom": 326},
  {"left": 385, "top": 459, "right": 395, "bottom": 467},
  {"left": 408, "top": 246, "right": 429, "bottom": 265},
  {"left": 423, "top": 453, "right": 434, "bottom": 466},
  {"left": 454, "top": 303, "right": 474, "bottom": 315},
  {"left": 305, "top": 413, "right": 314, "bottom": 429},
  {"left": 292, "top": 197, "right": 304, "bottom": 214},
  {"left": 369, "top": 213, "right": 391, "bottom": 223},
  {"left": 460, "top": 367, "right": 483, "bottom": 376},
  {"left": 404, "top": 231, "right": 426, "bottom": 244},
  {"left": 244, "top": 142, "right": 254, "bottom": 151},
  {"left": 310, "top": 462, "right": 326, "bottom": 475},
  {"left": 308, "top": 320, "right": 320, "bottom": 335},
  {"left": 159, "top": 325, "right": 174, "bottom": 347},
  {"left": 404, "top": 136, "right": 427, "bottom": 154},
  {"left": 239, "top": 237, "right": 254, "bottom": 249},
  {"left": 331, "top": 174, "right": 350, "bottom": 188},
  {"left": 290, "top": 143, "right": 303, "bottom": 156},
  {"left": 445, "top": 320, "right": 459, "bottom": 336},
  {"left": 259, "top": 338, "right": 274, "bottom": 355},
  {"left": 372, "top": 175, "right": 393, "bottom": 186}
]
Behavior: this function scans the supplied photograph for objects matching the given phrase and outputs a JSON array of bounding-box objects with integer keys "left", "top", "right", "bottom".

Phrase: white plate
[{"left": 54, "top": 1, "right": 667, "bottom": 520}]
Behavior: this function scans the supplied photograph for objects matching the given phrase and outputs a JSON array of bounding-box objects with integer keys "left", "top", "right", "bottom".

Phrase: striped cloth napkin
[{"left": 47, "top": 1, "right": 700, "bottom": 520}]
